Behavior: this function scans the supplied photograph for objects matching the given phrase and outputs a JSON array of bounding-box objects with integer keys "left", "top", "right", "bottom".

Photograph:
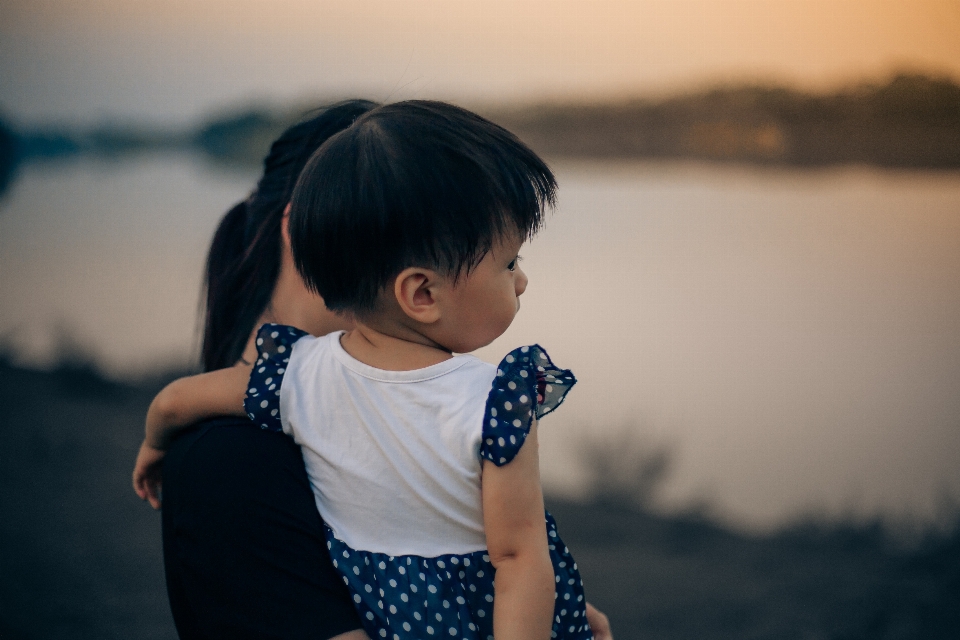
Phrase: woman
[
  {"left": 144, "top": 100, "right": 375, "bottom": 640},
  {"left": 135, "top": 101, "right": 612, "bottom": 640}
]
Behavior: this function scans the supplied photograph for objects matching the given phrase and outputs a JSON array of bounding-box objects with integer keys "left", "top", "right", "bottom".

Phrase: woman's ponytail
[
  {"left": 199, "top": 99, "right": 378, "bottom": 371},
  {"left": 201, "top": 200, "right": 278, "bottom": 371}
]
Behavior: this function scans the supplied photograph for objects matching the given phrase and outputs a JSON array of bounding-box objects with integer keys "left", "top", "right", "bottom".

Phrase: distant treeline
[
  {"left": 0, "top": 110, "right": 294, "bottom": 195},
  {"left": 0, "top": 110, "right": 289, "bottom": 172},
  {"left": 1, "top": 73, "right": 959, "bottom": 194},
  {"left": 489, "top": 73, "right": 960, "bottom": 168}
]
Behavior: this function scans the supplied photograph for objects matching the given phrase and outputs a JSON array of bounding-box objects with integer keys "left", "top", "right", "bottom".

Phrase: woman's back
[{"left": 161, "top": 416, "right": 362, "bottom": 638}]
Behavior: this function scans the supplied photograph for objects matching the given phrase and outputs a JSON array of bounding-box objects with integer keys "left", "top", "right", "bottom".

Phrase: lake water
[{"left": 2, "top": 156, "right": 958, "bottom": 532}]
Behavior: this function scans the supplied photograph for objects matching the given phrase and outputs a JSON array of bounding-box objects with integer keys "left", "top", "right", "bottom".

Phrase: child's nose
[{"left": 515, "top": 267, "right": 528, "bottom": 296}]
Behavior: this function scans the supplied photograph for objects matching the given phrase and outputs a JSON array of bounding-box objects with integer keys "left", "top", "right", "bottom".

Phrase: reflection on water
[
  {"left": 0, "top": 156, "right": 256, "bottom": 371},
  {"left": 2, "top": 157, "right": 959, "bottom": 531}
]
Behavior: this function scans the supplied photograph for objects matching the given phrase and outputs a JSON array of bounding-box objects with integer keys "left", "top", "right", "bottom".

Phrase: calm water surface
[{"left": 2, "top": 157, "right": 958, "bottom": 531}]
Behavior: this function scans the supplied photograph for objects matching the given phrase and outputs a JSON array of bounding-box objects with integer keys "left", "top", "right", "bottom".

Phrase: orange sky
[{"left": 2, "top": 0, "right": 959, "bottom": 124}]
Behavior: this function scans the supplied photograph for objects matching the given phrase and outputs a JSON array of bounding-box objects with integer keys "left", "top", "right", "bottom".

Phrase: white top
[{"left": 279, "top": 331, "right": 499, "bottom": 557}]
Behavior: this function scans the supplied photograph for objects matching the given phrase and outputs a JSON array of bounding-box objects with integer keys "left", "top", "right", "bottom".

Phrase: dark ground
[{"left": 1, "top": 358, "right": 957, "bottom": 640}]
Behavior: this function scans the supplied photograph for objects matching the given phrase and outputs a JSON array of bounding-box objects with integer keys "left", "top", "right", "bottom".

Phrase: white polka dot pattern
[
  {"left": 480, "top": 345, "right": 577, "bottom": 467},
  {"left": 327, "top": 512, "right": 591, "bottom": 639},
  {"left": 243, "top": 323, "right": 308, "bottom": 432}
]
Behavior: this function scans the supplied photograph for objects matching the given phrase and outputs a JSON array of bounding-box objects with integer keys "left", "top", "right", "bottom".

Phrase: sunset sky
[{"left": 2, "top": 0, "right": 959, "bottom": 126}]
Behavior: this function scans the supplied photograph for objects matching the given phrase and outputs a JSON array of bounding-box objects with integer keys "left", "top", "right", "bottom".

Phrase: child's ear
[{"left": 394, "top": 267, "right": 443, "bottom": 324}]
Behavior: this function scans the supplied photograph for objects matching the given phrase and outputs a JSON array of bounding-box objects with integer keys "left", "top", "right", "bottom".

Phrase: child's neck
[{"left": 339, "top": 319, "right": 454, "bottom": 372}]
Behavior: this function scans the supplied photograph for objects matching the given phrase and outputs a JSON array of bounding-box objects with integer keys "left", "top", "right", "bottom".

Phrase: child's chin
[{"left": 451, "top": 335, "right": 495, "bottom": 355}]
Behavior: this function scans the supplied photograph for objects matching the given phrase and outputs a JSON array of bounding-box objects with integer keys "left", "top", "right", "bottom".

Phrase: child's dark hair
[{"left": 288, "top": 100, "right": 557, "bottom": 314}]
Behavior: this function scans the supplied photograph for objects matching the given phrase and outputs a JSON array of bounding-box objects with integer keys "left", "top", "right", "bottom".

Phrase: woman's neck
[
  {"left": 262, "top": 266, "right": 331, "bottom": 332},
  {"left": 239, "top": 252, "right": 351, "bottom": 365}
]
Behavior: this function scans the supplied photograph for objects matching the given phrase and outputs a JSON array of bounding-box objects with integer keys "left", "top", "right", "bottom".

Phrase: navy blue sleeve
[
  {"left": 243, "top": 323, "right": 308, "bottom": 432},
  {"left": 480, "top": 345, "right": 577, "bottom": 466}
]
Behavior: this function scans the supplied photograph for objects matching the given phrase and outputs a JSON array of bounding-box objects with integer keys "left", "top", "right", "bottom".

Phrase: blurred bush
[{"left": 578, "top": 424, "right": 674, "bottom": 510}]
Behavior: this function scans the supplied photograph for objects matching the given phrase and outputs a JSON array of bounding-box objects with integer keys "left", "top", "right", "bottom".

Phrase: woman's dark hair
[
  {"left": 201, "top": 100, "right": 378, "bottom": 371},
  {"left": 288, "top": 100, "right": 556, "bottom": 314}
]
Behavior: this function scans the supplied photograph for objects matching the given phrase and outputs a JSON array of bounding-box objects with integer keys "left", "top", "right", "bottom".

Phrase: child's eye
[{"left": 507, "top": 256, "right": 521, "bottom": 271}]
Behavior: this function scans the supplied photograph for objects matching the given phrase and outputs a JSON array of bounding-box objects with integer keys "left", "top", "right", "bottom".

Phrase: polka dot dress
[{"left": 245, "top": 325, "right": 593, "bottom": 640}]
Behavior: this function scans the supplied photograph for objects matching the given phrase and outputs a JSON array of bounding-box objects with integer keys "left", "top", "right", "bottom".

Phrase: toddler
[{"left": 136, "top": 101, "right": 592, "bottom": 640}]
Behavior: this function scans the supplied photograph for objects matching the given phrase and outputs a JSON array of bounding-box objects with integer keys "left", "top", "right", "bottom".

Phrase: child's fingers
[
  {"left": 132, "top": 468, "right": 146, "bottom": 498},
  {"left": 133, "top": 467, "right": 162, "bottom": 508},
  {"left": 133, "top": 466, "right": 162, "bottom": 508},
  {"left": 585, "top": 602, "right": 612, "bottom": 640},
  {"left": 145, "top": 481, "right": 162, "bottom": 510},
  {"left": 133, "top": 441, "right": 166, "bottom": 508}
]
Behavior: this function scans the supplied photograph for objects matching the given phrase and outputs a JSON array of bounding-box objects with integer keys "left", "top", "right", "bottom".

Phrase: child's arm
[
  {"left": 482, "top": 420, "right": 554, "bottom": 640},
  {"left": 132, "top": 363, "right": 251, "bottom": 508},
  {"left": 145, "top": 364, "right": 252, "bottom": 448}
]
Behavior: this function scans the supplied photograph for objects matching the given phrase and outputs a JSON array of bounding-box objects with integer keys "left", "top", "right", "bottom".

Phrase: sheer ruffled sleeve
[
  {"left": 480, "top": 345, "right": 576, "bottom": 466},
  {"left": 243, "top": 323, "right": 309, "bottom": 432}
]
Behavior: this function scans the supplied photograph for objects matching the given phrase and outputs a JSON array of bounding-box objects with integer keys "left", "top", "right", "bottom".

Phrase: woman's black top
[{"left": 161, "top": 416, "right": 362, "bottom": 639}]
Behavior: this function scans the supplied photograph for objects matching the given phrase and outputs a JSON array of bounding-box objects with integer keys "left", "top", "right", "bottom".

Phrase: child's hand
[
  {"left": 133, "top": 441, "right": 166, "bottom": 509},
  {"left": 586, "top": 602, "right": 613, "bottom": 640}
]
